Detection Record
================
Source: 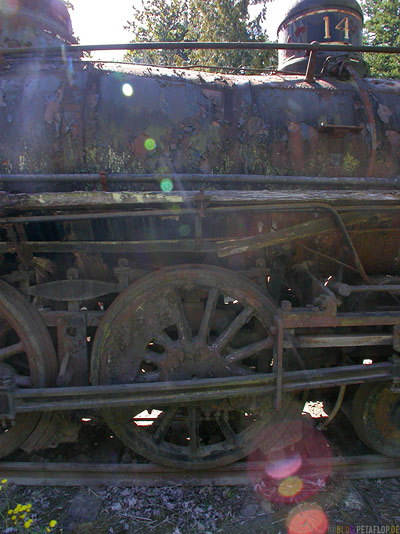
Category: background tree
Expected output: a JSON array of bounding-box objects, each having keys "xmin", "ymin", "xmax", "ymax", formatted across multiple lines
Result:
[
  {"xmin": 361, "ymin": 0, "xmax": 400, "ymax": 78},
  {"xmin": 125, "ymin": 0, "xmax": 276, "ymax": 72}
]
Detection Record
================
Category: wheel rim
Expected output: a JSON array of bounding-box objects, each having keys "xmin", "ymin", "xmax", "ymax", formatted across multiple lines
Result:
[
  {"xmin": 91, "ymin": 265, "xmax": 298, "ymax": 469},
  {"xmin": 0, "ymin": 280, "xmax": 57, "ymax": 458},
  {"xmin": 352, "ymin": 381, "xmax": 400, "ymax": 457}
]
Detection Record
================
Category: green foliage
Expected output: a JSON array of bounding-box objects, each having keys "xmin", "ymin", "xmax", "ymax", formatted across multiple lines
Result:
[
  {"xmin": 124, "ymin": 0, "xmax": 276, "ymax": 71},
  {"xmin": 361, "ymin": 0, "xmax": 400, "ymax": 78}
]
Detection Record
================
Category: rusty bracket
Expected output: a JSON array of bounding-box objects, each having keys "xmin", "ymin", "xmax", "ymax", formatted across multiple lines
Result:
[
  {"xmin": 113, "ymin": 258, "xmax": 150, "ymax": 288},
  {"xmin": 0, "ymin": 378, "xmax": 16, "ymax": 423},
  {"xmin": 305, "ymin": 41, "xmax": 319, "ymax": 83},
  {"xmin": 56, "ymin": 313, "xmax": 88, "ymax": 387},
  {"xmin": 100, "ymin": 170, "xmax": 109, "ymax": 192},
  {"xmin": 272, "ymin": 317, "xmax": 284, "ymax": 411},
  {"xmin": 318, "ymin": 123, "xmax": 363, "ymax": 138},
  {"xmin": 193, "ymin": 190, "xmax": 211, "ymax": 218},
  {"xmin": 390, "ymin": 354, "xmax": 400, "ymax": 393},
  {"xmin": 296, "ymin": 266, "xmax": 337, "ymax": 316}
]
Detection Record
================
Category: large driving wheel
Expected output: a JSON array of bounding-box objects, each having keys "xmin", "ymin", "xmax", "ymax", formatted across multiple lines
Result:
[
  {"xmin": 0, "ymin": 280, "xmax": 57, "ymax": 458},
  {"xmin": 91, "ymin": 265, "xmax": 298, "ymax": 469},
  {"xmin": 352, "ymin": 381, "xmax": 400, "ymax": 457}
]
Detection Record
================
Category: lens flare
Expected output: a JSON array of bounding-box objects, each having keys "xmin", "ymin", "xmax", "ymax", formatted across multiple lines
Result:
[
  {"xmin": 278, "ymin": 476, "xmax": 303, "ymax": 498},
  {"xmin": 248, "ymin": 420, "xmax": 332, "ymax": 504},
  {"xmin": 160, "ymin": 178, "xmax": 173, "ymax": 192},
  {"xmin": 265, "ymin": 452, "xmax": 302, "ymax": 479},
  {"xmin": 144, "ymin": 138, "xmax": 156, "ymax": 151},
  {"xmin": 122, "ymin": 83, "xmax": 134, "ymax": 97},
  {"xmin": 287, "ymin": 505, "xmax": 329, "ymax": 534},
  {"xmin": 179, "ymin": 224, "xmax": 191, "ymax": 237},
  {"xmin": 0, "ymin": 0, "xmax": 19, "ymax": 15}
]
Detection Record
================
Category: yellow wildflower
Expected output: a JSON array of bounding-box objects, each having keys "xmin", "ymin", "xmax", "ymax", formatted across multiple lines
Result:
[
  {"xmin": 1, "ymin": 478, "xmax": 7, "ymax": 483},
  {"xmin": 20, "ymin": 513, "xmax": 26, "ymax": 519},
  {"xmin": 26, "ymin": 503, "xmax": 32, "ymax": 510},
  {"xmin": 24, "ymin": 519, "xmax": 33, "ymax": 528},
  {"xmin": 8, "ymin": 510, "xmax": 12, "ymax": 515},
  {"xmin": 14, "ymin": 504, "xmax": 22, "ymax": 512},
  {"xmin": 49, "ymin": 520, "xmax": 57, "ymax": 528},
  {"xmin": 11, "ymin": 515, "xmax": 16, "ymax": 521}
]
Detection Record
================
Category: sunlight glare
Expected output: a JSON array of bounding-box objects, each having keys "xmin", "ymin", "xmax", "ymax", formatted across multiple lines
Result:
[
  {"xmin": 122, "ymin": 83, "xmax": 134, "ymax": 97},
  {"xmin": 0, "ymin": 0, "xmax": 19, "ymax": 15}
]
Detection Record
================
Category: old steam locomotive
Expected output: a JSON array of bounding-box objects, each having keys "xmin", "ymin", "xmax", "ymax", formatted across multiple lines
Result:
[{"xmin": 0, "ymin": 0, "xmax": 399, "ymax": 469}]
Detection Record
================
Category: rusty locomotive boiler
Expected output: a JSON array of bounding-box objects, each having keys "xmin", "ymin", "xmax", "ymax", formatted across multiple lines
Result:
[{"xmin": 0, "ymin": 0, "xmax": 400, "ymax": 469}]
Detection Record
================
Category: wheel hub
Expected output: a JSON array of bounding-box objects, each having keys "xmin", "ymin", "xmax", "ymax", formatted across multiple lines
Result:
[{"xmin": 161, "ymin": 340, "xmax": 225, "ymax": 380}]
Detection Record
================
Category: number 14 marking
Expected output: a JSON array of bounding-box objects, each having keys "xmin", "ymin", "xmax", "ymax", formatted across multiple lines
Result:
[{"xmin": 323, "ymin": 16, "xmax": 350, "ymax": 39}]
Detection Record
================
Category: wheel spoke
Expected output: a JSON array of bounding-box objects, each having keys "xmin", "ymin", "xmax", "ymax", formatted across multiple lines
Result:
[
  {"xmin": 137, "ymin": 370, "xmax": 161, "ymax": 382},
  {"xmin": 212, "ymin": 306, "xmax": 253, "ymax": 353},
  {"xmin": 198, "ymin": 288, "xmax": 219, "ymax": 343},
  {"xmin": 216, "ymin": 415, "xmax": 236, "ymax": 444},
  {"xmin": 229, "ymin": 363, "xmax": 256, "ymax": 376},
  {"xmin": 188, "ymin": 406, "xmax": 200, "ymax": 455},
  {"xmin": 0, "ymin": 341, "xmax": 25, "ymax": 362},
  {"xmin": 225, "ymin": 337, "xmax": 272, "ymax": 364},
  {"xmin": 168, "ymin": 288, "xmax": 192, "ymax": 344},
  {"xmin": 153, "ymin": 332, "xmax": 175, "ymax": 352},
  {"xmin": 143, "ymin": 349, "xmax": 165, "ymax": 366},
  {"xmin": 153, "ymin": 407, "xmax": 178, "ymax": 444}
]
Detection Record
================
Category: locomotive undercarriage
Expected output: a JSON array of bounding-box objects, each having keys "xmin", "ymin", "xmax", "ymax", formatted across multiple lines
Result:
[{"xmin": 0, "ymin": 185, "xmax": 399, "ymax": 468}]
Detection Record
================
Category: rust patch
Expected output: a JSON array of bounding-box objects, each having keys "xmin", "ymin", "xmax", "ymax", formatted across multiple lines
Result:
[
  {"xmin": 201, "ymin": 88, "xmax": 223, "ymax": 103},
  {"xmin": 132, "ymin": 134, "xmax": 149, "ymax": 159},
  {"xmin": 378, "ymin": 103, "xmax": 393, "ymax": 124},
  {"xmin": 288, "ymin": 121, "xmax": 305, "ymax": 171},
  {"xmin": 44, "ymin": 87, "xmax": 63, "ymax": 124},
  {"xmin": 385, "ymin": 130, "xmax": 400, "ymax": 174}
]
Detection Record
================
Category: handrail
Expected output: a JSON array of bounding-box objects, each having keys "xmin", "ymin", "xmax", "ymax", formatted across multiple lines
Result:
[{"xmin": 0, "ymin": 41, "xmax": 400, "ymax": 57}]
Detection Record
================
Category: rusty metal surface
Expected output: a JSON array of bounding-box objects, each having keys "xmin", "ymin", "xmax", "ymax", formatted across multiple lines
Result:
[
  {"xmin": 56, "ymin": 314, "xmax": 88, "ymax": 387},
  {"xmin": 0, "ymin": 0, "xmax": 75, "ymax": 49},
  {"xmin": 0, "ymin": 2, "xmax": 400, "ymax": 468},
  {"xmin": 1, "ymin": 57, "xmax": 400, "ymax": 180},
  {"xmin": 9, "ymin": 363, "xmax": 393, "ymax": 414},
  {"xmin": 352, "ymin": 382, "xmax": 400, "ymax": 457}
]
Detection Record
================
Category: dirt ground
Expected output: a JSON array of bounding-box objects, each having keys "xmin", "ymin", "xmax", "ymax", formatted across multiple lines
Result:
[
  {"xmin": 1, "ymin": 474, "xmax": 399, "ymax": 534},
  {"xmin": 1, "ymin": 409, "xmax": 399, "ymax": 533}
]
